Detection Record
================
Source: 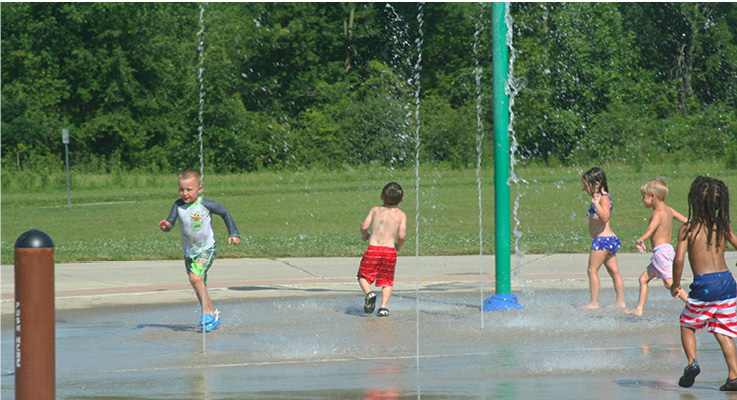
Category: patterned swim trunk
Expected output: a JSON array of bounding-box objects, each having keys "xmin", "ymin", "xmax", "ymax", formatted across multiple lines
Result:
[
  {"xmin": 591, "ymin": 236, "xmax": 622, "ymax": 254},
  {"xmin": 647, "ymin": 243, "xmax": 675, "ymax": 279},
  {"xmin": 680, "ymin": 271, "xmax": 737, "ymax": 337},
  {"xmin": 357, "ymin": 246, "xmax": 397, "ymax": 287},
  {"xmin": 184, "ymin": 245, "xmax": 217, "ymax": 283}
]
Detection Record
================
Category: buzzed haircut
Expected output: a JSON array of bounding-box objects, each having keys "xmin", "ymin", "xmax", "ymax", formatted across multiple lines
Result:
[
  {"xmin": 641, "ymin": 178, "xmax": 669, "ymax": 201},
  {"xmin": 179, "ymin": 169, "xmax": 201, "ymax": 184},
  {"xmin": 382, "ymin": 182, "xmax": 403, "ymax": 205}
]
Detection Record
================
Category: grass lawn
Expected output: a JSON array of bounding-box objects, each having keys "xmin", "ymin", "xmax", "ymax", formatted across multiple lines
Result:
[{"xmin": 1, "ymin": 163, "xmax": 735, "ymax": 264}]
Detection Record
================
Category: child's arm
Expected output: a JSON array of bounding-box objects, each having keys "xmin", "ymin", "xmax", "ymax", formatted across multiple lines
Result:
[
  {"xmin": 636, "ymin": 211, "xmax": 663, "ymax": 254},
  {"xmin": 728, "ymin": 226, "xmax": 737, "ymax": 250},
  {"xmin": 159, "ymin": 201, "xmax": 181, "ymax": 231},
  {"xmin": 671, "ymin": 225, "xmax": 688, "ymax": 298},
  {"xmin": 395, "ymin": 212, "xmax": 407, "ymax": 252},
  {"xmin": 360, "ymin": 208, "xmax": 374, "ymax": 241},
  {"xmin": 592, "ymin": 193, "xmax": 611, "ymax": 223},
  {"xmin": 203, "ymin": 199, "xmax": 241, "ymax": 244},
  {"xmin": 670, "ymin": 207, "xmax": 688, "ymax": 224}
]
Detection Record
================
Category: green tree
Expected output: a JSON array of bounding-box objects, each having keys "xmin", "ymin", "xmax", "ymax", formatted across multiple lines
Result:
[
  {"xmin": 513, "ymin": 3, "xmax": 640, "ymax": 163},
  {"xmin": 2, "ymin": 3, "xmax": 736, "ymax": 172}
]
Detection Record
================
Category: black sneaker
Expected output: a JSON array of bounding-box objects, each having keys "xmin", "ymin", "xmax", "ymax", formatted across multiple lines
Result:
[
  {"xmin": 377, "ymin": 308, "xmax": 389, "ymax": 317},
  {"xmin": 721, "ymin": 378, "xmax": 737, "ymax": 391},
  {"xmin": 678, "ymin": 360, "xmax": 700, "ymax": 388},
  {"xmin": 364, "ymin": 292, "xmax": 377, "ymax": 314}
]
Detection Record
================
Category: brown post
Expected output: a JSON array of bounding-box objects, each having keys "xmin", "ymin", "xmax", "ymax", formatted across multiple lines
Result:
[{"xmin": 14, "ymin": 229, "xmax": 55, "ymax": 400}]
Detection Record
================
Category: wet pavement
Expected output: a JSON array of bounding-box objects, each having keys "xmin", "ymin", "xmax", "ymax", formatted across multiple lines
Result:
[{"xmin": 3, "ymin": 254, "xmax": 737, "ymax": 399}]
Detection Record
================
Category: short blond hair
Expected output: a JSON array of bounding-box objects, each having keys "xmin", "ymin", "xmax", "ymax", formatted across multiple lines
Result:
[
  {"xmin": 179, "ymin": 169, "xmax": 201, "ymax": 184},
  {"xmin": 641, "ymin": 178, "xmax": 668, "ymax": 201}
]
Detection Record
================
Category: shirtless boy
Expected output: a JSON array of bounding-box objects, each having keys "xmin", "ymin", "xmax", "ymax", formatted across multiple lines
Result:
[
  {"xmin": 624, "ymin": 178, "xmax": 688, "ymax": 317},
  {"xmin": 671, "ymin": 176, "xmax": 737, "ymax": 391},
  {"xmin": 357, "ymin": 182, "xmax": 407, "ymax": 317}
]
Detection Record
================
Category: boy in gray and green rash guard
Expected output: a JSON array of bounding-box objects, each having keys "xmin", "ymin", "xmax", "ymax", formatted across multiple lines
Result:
[{"xmin": 159, "ymin": 169, "xmax": 240, "ymax": 331}]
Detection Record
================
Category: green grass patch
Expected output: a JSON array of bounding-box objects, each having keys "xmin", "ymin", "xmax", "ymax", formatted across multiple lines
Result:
[{"xmin": 2, "ymin": 163, "xmax": 735, "ymax": 263}]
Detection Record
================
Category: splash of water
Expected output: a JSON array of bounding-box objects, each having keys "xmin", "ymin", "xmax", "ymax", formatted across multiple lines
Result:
[
  {"xmin": 197, "ymin": 5, "xmax": 206, "ymax": 185},
  {"xmin": 384, "ymin": 4, "xmax": 414, "ymax": 166},
  {"xmin": 412, "ymin": 3, "xmax": 424, "ymax": 374},
  {"xmin": 505, "ymin": 4, "xmax": 528, "ymax": 284},
  {"xmin": 473, "ymin": 4, "xmax": 487, "ymax": 330},
  {"xmin": 385, "ymin": 4, "xmax": 413, "ymax": 78},
  {"xmin": 196, "ymin": 4, "xmax": 207, "ymax": 352},
  {"xmin": 385, "ymin": 1, "xmax": 424, "ymax": 376}
]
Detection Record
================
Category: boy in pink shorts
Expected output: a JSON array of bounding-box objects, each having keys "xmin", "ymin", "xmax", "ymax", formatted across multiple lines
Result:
[
  {"xmin": 625, "ymin": 179, "xmax": 688, "ymax": 317},
  {"xmin": 671, "ymin": 176, "xmax": 737, "ymax": 391},
  {"xmin": 357, "ymin": 182, "xmax": 407, "ymax": 317}
]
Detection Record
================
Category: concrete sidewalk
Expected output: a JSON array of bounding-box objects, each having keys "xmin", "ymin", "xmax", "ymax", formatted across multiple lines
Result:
[{"xmin": 4, "ymin": 252, "xmax": 733, "ymax": 315}]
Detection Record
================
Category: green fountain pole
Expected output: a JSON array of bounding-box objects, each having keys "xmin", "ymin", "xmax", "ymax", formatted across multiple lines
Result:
[
  {"xmin": 493, "ymin": 2, "xmax": 510, "ymax": 295},
  {"xmin": 485, "ymin": 2, "xmax": 523, "ymax": 311}
]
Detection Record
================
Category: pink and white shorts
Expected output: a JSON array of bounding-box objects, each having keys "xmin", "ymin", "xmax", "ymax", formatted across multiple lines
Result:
[{"xmin": 647, "ymin": 243, "xmax": 675, "ymax": 279}]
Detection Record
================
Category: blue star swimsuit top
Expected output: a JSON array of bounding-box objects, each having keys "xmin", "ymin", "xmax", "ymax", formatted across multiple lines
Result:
[{"xmin": 586, "ymin": 193, "xmax": 612, "ymax": 216}]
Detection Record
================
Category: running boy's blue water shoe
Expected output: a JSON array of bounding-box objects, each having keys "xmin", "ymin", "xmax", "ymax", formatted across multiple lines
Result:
[
  {"xmin": 200, "ymin": 313, "xmax": 215, "ymax": 326},
  {"xmin": 204, "ymin": 309, "xmax": 221, "ymax": 332},
  {"xmin": 199, "ymin": 310, "xmax": 221, "ymax": 332}
]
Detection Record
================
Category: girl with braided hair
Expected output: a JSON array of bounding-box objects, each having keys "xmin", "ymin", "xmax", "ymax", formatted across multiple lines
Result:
[{"xmin": 671, "ymin": 176, "xmax": 737, "ymax": 391}]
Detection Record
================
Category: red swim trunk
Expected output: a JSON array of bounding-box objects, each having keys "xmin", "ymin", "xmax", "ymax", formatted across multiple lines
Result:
[{"xmin": 357, "ymin": 246, "xmax": 397, "ymax": 287}]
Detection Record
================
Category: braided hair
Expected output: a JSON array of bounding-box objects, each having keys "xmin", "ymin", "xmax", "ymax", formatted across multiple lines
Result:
[
  {"xmin": 582, "ymin": 167, "xmax": 609, "ymax": 195},
  {"xmin": 683, "ymin": 176, "xmax": 731, "ymax": 249}
]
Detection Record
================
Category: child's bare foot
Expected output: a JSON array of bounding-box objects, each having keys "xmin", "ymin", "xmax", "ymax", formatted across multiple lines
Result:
[
  {"xmin": 623, "ymin": 308, "xmax": 643, "ymax": 317},
  {"xmin": 581, "ymin": 302, "xmax": 599, "ymax": 310}
]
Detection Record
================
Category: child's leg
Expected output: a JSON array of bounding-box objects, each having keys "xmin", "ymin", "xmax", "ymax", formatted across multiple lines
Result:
[
  {"xmin": 359, "ymin": 277, "xmax": 377, "ymax": 314},
  {"xmin": 358, "ymin": 277, "xmax": 373, "ymax": 294},
  {"xmin": 624, "ymin": 270, "xmax": 656, "ymax": 317},
  {"xmin": 715, "ymin": 333, "xmax": 737, "ymax": 380},
  {"xmin": 584, "ymin": 250, "xmax": 609, "ymax": 309},
  {"xmin": 379, "ymin": 285, "xmax": 393, "ymax": 309},
  {"xmin": 679, "ymin": 326, "xmax": 702, "ymax": 387},
  {"xmin": 603, "ymin": 253, "xmax": 626, "ymax": 308},
  {"xmin": 681, "ymin": 326, "xmax": 698, "ymax": 364},
  {"xmin": 663, "ymin": 277, "xmax": 689, "ymax": 303},
  {"xmin": 189, "ymin": 271, "xmax": 214, "ymax": 315}
]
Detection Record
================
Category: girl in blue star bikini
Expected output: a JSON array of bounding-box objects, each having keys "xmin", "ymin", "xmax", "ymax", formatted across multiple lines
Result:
[{"xmin": 581, "ymin": 167, "xmax": 626, "ymax": 310}]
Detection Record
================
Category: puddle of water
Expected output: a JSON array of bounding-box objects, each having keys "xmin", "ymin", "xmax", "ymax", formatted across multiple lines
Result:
[{"xmin": 1, "ymin": 288, "xmax": 729, "ymax": 399}]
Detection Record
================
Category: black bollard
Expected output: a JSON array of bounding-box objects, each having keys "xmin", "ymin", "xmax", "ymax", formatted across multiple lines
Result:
[{"xmin": 14, "ymin": 230, "xmax": 55, "ymax": 400}]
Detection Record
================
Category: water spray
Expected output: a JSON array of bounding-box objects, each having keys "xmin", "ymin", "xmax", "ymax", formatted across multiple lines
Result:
[
  {"xmin": 413, "ymin": 3, "xmax": 424, "ymax": 372},
  {"xmin": 197, "ymin": 4, "xmax": 207, "ymax": 351},
  {"xmin": 506, "ymin": 3, "xmax": 528, "ymax": 287},
  {"xmin": 473, "ymin": 3, "xmax": 487, "ymax": 328}
]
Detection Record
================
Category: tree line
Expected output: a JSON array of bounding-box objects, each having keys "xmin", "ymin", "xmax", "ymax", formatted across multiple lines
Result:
[{"xmin": 2, "ymin": 3, "xmax": 736, "ymax": 174}]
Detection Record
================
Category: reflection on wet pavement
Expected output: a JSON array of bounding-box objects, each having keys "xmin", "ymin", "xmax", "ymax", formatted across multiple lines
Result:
[{"xmin": 2, "ymin": 288, "xmax": 733, "ymax": 399}]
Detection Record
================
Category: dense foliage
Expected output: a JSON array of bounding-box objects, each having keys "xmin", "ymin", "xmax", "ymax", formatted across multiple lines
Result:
[{"xmin": 2, "ymin": 3, "xmax": 736, "ymax": 174}]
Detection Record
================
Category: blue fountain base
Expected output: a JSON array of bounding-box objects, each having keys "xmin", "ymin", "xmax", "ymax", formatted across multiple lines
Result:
[{"xmin": 482, "ymin": 293, "xmax": 524, "ymax": 311}]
